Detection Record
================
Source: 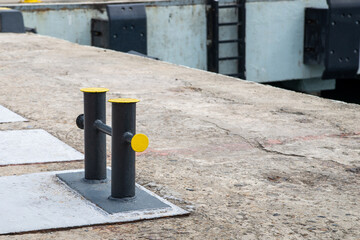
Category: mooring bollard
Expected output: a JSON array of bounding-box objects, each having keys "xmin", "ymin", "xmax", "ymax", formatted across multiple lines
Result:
[
  {"xmin": 76, "ymin": 89, "xmax": 148, "ymax": 199},
  {"xmin": 109, "ymin": 98, "xmax": 148, "ymax": 199},
  {"xmin": 78, "ymin": 87, "xmax": 109, "ymax": 181},
  {"xmin": 56, "ymin": 88, "xmax": 179, "ymax": 214}
]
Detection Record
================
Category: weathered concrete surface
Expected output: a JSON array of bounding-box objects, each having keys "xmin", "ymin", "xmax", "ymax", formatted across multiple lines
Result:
[{"xmin": 0, "ymin": 33, "xmax": 359, "ymax": 239}]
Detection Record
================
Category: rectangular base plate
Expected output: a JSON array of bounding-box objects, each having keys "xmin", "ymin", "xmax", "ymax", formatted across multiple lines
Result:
[
  {"xmin": 0, "ymin": 129, "xmax": 83, "ymax": 166},
  {"xmin": 57, "ymin": 170, "xmax": 169, "ymax": 214},
  {"xmin": 0, "ymin": 105, "xmax": 26, "ymax": 123},
  {"xmin": 0, "ymin": 170, "xmax": 188, "ymax": 235}
]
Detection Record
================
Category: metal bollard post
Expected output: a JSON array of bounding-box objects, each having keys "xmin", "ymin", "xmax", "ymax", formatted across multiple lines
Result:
[
  {"xmin": 80, "ymin": 87, "xmax": 109, "ymax": 181},
  {"xmin": 109, "ymin": 98, "xmax": 148, "ymax": 199},
  {"xmin": 60, "ymin": 90, "xmax": 176, "ymax": 215}
]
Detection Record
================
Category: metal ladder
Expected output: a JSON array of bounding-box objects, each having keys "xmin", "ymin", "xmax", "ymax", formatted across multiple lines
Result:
[{"xmin": 208, "ymin": 0, "xmax": 246, "ymax": 79}]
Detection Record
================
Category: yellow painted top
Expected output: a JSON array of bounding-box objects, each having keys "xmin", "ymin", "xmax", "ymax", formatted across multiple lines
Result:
[
  {"xmin": 0, "ymin": 8, "xmax": 11, "ymax": 10},
  {"xmin": 80, "ymin": 87, "xmax": 109, "ymax": 93},
  {"xmin": 131, "ymin": 134, "xmax": 149, "ymax": 152},
  {"xmin": 21, "ymin": 0, "xmax": 42, "ymax": 3},
  {"xmin": 108, "ymin": 98, "xmax": 140, "ymax": 103}
]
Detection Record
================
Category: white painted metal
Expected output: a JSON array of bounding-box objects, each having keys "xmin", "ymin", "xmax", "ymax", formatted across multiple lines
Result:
[
  {"xmin": 246, "ymin": 0, "xmax": 328, "ymax": 82},
  {"xmin": 0, "ymin": 105, "xmax": 27, "ymax": 123},
  {"xmin": 20, "ymin": 4, "xmax": 207, "ymax": 70},
  {"xmin": 22, "ymin": 8, "xmax": 108, "ymax": 45},
  {"xmin": 0, "ymin": 170, "xmax": 188, "ymax": 235},
  {"xmin": 0, "ymin": 129, "xmax": 83, "ymax": 165},
  {"xmin": 147, "ymin": 5, "xmax": 207, "ymax": 70}
]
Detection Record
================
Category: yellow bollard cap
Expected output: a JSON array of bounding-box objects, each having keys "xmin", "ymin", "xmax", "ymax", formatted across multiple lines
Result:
[
  {"xmin": 80, "ymin": 87, "xmax": 109, "ymax": 93},
  {"xmin": 109, "ymin": 98, "xmax": 140, "ymax": 103},
  {"xmin": 21, "ymin": 0, "xmax": 42, "ymax": 3},
  {"xmin": 131, "ymin": 134, "xmax": 149, "ymax": 152}
]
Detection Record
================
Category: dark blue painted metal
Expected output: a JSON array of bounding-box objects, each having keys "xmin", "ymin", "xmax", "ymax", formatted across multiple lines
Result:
[
  {"xmin": 323, "ymin": 0, "xmax": 360, "ymax": 79},
  {"xmin": 110, "ymin": 101, "xmax": 137, "ymax": 199},
  {"xmin": 57, "ymin": 170, "xmax": 170, "ymax": 214},
  {"xmin": 0, "ymin": 9, "xmax": 25, "ymax": 33},
  {"xmin": 304, "ymin": 0, "xmax": 360, "ymax": 79},
  {"xmin": 107, "ymin": 4, "xmax": 147, "ymax": 54},
  {"xmin": 82, "ymin": 91, "xmax": 107, "ymax": 181},
  {"xmin": 207, "ymin": 0, "xmax": 246, "ymax": 79}
]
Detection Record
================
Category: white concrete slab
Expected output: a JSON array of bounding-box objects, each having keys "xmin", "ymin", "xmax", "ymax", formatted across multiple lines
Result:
[
  {"xmin": 0, "ymin": 105, "xmax": 26, "ymax": 123},
  {"xmin": 0, "ymin": 129, "xmax": 83, "ymax": 165},
  {"xmin": 0, "ymin": 170, "xmax": 188, "ymax": 235}
]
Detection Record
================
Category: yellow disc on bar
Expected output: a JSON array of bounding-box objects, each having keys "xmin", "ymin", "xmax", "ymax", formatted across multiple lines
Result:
[
  {"xmin": 108, "ymin": 98, "xmax": 140, "ymax": 103},
  {"xmin": 80, "ymin": 87, "xmax": 109, "ymax": 93},
  {"xmin": 131, "ymin": 134, "xmax": 149, "ymax": 152}
]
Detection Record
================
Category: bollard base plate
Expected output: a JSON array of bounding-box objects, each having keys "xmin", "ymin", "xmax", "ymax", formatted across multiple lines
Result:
[
  {"xmin": 57, "ymin": 169, "xmax": 169, "ymax": 214},
  {"xmin": 0, "ymin": 169, "xmax": 188, "ymax": 235}
]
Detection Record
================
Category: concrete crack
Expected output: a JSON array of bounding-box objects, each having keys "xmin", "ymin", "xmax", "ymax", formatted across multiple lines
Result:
[
  {"xmin": 202, "ymin": 119, "xmax": 307, "ymax": 158},
  {"xmin": 254, "ymin": 140, "xmax": 307, "ymax": 158},
  {"xmin": 201, "ymin": 119, "xmax": 255, "ymax": 145},
  {"xmin": 202, "ymin": 120, "xmax": 231, "ymax": 134}
]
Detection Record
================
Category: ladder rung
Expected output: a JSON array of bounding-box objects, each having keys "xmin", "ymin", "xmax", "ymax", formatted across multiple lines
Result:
[
  {"xmin": 219, "ymin": 56, "xmax": 242, "ymax": 61},
  {"xmin": 218, "ymin": 22, "xmax": 239, "ymax": 26},
  {"xmin": 218, "ymin": 4, "xmax": 242, "ymax": 9},
  {"xmin": 218, "ymin": 39, "xmax": 240, "ymax": 43}
]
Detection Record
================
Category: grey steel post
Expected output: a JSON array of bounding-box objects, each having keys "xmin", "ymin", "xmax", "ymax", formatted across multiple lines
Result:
[
  {"xmin": 81, "ymin": 87, "xmax": 109, "ymax": 181},
  {"xmin": 109, "ymin": 98, "xmax": 139, "ymax": 199}
]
